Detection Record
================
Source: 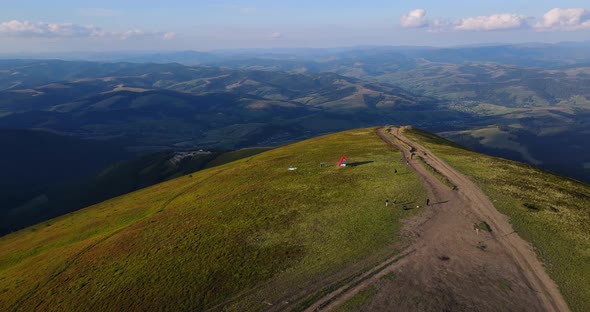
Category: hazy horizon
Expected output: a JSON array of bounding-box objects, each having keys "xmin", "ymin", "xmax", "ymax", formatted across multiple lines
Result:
[{"xmin": 2, "ymin": 40, "xmax": 590, "ymax": 58}]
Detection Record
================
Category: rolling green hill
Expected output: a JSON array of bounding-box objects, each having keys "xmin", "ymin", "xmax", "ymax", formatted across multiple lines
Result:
[
  {"xmin": 1, "ymin": 127, "xmax": 589, "ymax": 311},
  {"xmin": 0, "ymin": 90, "xmax": 315, "ymax": 150},
  {"xmin": 0, "ymin": 128, "xmax": 427, "ymax": 311},
  {"xmin": 0, "ymin": 61, "xmax": 441, "ymax": 152},
  {"xmin": 437, "ymin": 107, "xmax": 590, "ymax": 183},
  {"xmin": 179, "ymin": 47, "xmax": 590, "ymax": 183},
  {"xmin": 0, "ymin": 61, "xmax": 425, "ymax": 115},
  {"xmin": 372, "ymin": 62, "xmax": 590, "ymax": 108}
]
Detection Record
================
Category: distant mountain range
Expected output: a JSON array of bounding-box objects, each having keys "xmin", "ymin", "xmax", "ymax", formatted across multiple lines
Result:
[
  {"xmin": 0, "ymin": 61, "xmax": 441, "ymax": 151},
  {"xmin": 3, "ymin": 41, "xmax": 590, "ymax": 67}
]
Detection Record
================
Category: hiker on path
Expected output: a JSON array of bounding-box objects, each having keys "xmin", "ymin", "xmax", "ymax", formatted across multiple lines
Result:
[
  {"xmin": 426, "ymin": 198, "xmax": 430, "ymax": 206},
  {"xmin": 386, "ymin": 199, "xmax": 389, "ymax": 207}
]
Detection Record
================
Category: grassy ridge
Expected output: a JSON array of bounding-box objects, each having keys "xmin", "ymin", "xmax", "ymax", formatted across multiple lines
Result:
[
  {"xmin": 1, "ymin": 146, "xmax": 271, "ymax": 236},
  {"xmin": 0, "ymin": 128, "xmax": 426, "ymax": 311},
  {"xmin": 405, "ymin": 128, "xmax": 590, "ymax": 312}
]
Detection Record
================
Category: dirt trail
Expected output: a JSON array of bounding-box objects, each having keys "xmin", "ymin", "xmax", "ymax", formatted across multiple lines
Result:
[{"xmin": 305, "ymin": 127, "xmax": 569, "ymax": 312}]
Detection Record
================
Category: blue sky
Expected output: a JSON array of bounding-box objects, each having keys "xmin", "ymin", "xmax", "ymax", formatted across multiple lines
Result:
[{"xmin": 1, "ymin": 1, "xmax": 590, "ymax": 52}]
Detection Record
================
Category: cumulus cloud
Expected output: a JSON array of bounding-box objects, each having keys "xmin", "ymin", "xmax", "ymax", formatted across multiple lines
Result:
[
  {"xmin": 400, "ymin": 9, "xmax": 429, "ymax": 28},
  {"xmin": 0, "ymin": 20, "xmax": 103, "ymax": 38},
  {"xmin": 427, "ymin": 19, "xmax": 454, "ymax": 33},
  {"xmin": 535, "ymin": 8, "xmax": 590, "ymax": 31},
  {"xmin": 117, "ymin": 29, "xmax": 177, "ymax": 40},
  {"xmin": 405, "ymin": 7, "xmax": 590, "ymax": 33},
  {"xmin": 118, "ymin": 29, "xmax": 148, "ymax": 40},
  {"xmin": 0, "ymin": 20, "xmax": 173, "ymax": 40},
  {"xmin": 454, "ymin": 14, "xmax": 529, "ymax": 31}
]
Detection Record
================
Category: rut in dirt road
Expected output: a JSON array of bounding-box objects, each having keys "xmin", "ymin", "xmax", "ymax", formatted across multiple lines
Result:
[{"xmin": 308, "ymin": 127, "xmax": 569, "ymax": 312}]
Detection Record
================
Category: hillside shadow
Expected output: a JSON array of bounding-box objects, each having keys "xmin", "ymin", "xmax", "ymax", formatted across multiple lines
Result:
[{"xmin": 348, "ymin": 161, "xmax": 374, "ymax": 167}]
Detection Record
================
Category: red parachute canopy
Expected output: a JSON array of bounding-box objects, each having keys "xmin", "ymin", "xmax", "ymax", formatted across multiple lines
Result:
[{"xmin": 338, "ymin": 156, "xmax": 347, "ymax": 167}]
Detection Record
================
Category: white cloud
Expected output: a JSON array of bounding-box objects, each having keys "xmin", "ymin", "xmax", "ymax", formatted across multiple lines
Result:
[
  {"xmin": 118, "ymin": 29, "xmax": 177, "ymax": 40},
  {"xmin": 270, "ymin": 31, "xmax": 282, "ymax": 39},
  {"xmin": 535, "ymin": 8, "xmax": 590, "ymax": 31},
  {"xmin": 454, "ymin": 14, "xmax": 528, "ymax": 31},
  {"xmin": 0, "ymin": 20, "xmax": 103, "ymax": 38},
  {"xmin": 119, "ymin": 29, "xmax": 146, "ymax": 40},
  {"xmin": 400, "ymin": 9, "xmax": 428, "ymax": 28},
  {"xmin": 427, "ymin": 19, "xmax": 454, "ymax": 33},
  {"xmin": 406, "ymin": 7, "xmax": 590, "ymax": 33},
  {"xmin": 79, "ymin": 8, "xmax": 121, "ymax": 17},
  {"xmin": 0, "ymin": 20, "xmax": 173, "ymax": 40}
]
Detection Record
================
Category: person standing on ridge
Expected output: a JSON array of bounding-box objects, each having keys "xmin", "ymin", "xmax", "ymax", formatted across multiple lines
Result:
[
  {"xmin": 386, "ymin": 199, "xmax": 389, "ymax": 207},
  {"xmin": 426, "ymin": 198, "xmax": 430, "ymax": 206}
]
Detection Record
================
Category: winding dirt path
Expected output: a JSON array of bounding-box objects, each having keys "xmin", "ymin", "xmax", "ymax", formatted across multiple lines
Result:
[{"xmin": 305, "ymin": 126, "xmax": 569, "ymax": 312}]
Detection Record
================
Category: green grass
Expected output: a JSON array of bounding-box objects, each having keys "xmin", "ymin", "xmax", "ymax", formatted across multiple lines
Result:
[
  {"xmin": 296, "ymin": 248, "xmax": 412, "ymax": 312},
  {"xmin": 473, "ymin": 221, "xmax": 492, "ymax": 233},
  {"xmin": 203, "ymin": 147, "xmax": 272, "ymax": 169},
  {"xmin": 405, "ymin": 127, "xmax": 590, "ymax": 312},
  {"xmin": 415, "ymin": 155, "xmax": 455, "ymax": 189},
  {"xmin": 0, "ymin": 128, "xmax": 426, "ymax": 311}
]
